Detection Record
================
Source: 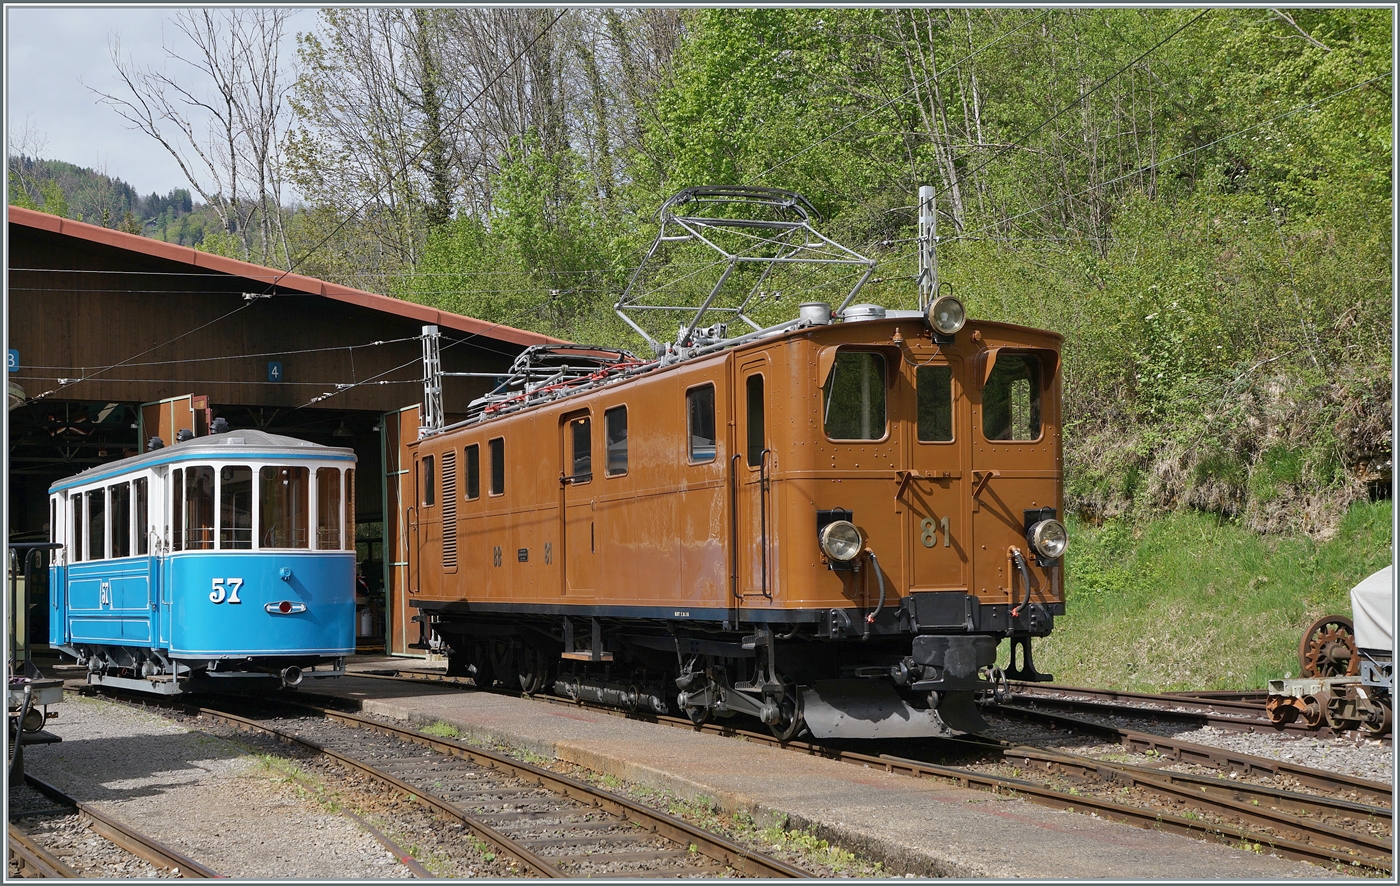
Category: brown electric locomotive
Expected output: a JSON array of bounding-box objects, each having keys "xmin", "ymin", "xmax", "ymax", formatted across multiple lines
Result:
[{"xmin": 405, "ymin": 187, "xmax": 1066, "ymax": 739}]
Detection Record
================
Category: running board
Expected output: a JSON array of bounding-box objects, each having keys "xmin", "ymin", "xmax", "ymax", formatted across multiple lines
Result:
[{"xmin": 799, "ymin": 679, "xmax": 987, "ymax": 739}]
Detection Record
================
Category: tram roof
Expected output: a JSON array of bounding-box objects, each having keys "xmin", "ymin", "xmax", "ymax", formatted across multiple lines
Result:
[{"xmin": 49, "ymin": 429, "xmax": 355, "ymax": 493}]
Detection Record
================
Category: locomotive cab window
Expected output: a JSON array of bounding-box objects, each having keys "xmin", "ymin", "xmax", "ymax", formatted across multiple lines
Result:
[
  {"xmin": 983, "ymin": 353, "xmax": 1042, "ymax": 441},
  {"xmin": 823, "ymin": 351, "xmax": 886, "ymax": 441},
  {"xmin": 569, "ymin": 417, "xmax": 593, "ymax": 482},
  {"xmin": 746, "ymin": 374, "xmax": 766, "ymax": 466},
  {"xmin": 489, "ymin": 437, "xmax": 505, "ymax": 495},
  {"xmin": 464, "ymin": 444, "xmax": 480, "ymax": 500},
  {"xmin": 421, "ymin": 455, "xmax": 435, "ymax": 507},
  {"xmin": 687, "ymin": 384, "xmax": 716, "ymax": 463},
  {"xmin": 605, "ymin": 406, "xmax": 628, "ymax": 476},
  {"xmin": 917, "ymin": 365, "xmax": 954, "ymax": 442}
]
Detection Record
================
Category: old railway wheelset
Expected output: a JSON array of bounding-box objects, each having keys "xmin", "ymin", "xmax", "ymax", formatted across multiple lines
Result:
[{"xmin": 406, "ymin": 186, "xmax": 1068, "ymax": 741}]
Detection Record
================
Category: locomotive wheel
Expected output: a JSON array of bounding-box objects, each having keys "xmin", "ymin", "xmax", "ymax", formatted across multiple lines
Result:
[
  {"xmin": 490, "ymin": 640, "xmax": 521, "ymax": 691},
  {"xmin": 466, "ymin": 641, "xmax": 495, "ymax": 689},
  {"xmin": 1299, "ymin": 615, "xmax": 1359, "ymax": 678},
  {"xmin": 766, "ymin": 691, "xmax": 803, "ymax": 742},
  {"xmin": 517, "ymin": 645, "xmax": 551, "ymax": 697}
]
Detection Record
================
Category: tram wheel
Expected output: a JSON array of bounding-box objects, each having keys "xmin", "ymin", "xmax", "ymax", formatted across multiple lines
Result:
[{"xmin": 1299, "ymin": 615, "xmax": 1359, "ymax": 678}]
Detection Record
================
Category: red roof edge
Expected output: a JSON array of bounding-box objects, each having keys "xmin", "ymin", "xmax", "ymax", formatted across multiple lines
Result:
[{"xmin": 7, "ymin": 205, "xmax": 563, "ymax": 347}]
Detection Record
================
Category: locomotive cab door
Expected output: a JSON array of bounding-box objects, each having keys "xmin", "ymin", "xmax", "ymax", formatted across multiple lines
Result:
[
  {"xmin": 900, "ymin": 356, "xmax": 970, "ymax": 592},
  {"xmin": 560, "ymin": 411, "xmax": 595, "ymax": 597},
  {"xmin": 733, "ymin": 359, "xmax": 772, "ymax": 601},
  {"xmin": 411, "ymin": 451, "xmax": 442, "ymax": 600}
]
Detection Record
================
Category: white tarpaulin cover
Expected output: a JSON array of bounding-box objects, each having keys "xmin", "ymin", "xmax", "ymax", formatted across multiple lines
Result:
[{"xmin": 1350, "ymin": 565, "xmax": 1394, "ymax": 651}]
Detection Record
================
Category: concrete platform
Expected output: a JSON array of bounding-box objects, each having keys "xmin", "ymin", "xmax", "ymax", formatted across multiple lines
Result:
[{"xmin": 313, "ymin": 655, "xmax": 1352, "ymax": 879}]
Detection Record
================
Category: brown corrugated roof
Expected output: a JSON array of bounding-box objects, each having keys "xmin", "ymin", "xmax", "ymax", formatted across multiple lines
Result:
[{"xmin": 7, "ymin": 205, "xmax": 562, "ymax": 347}]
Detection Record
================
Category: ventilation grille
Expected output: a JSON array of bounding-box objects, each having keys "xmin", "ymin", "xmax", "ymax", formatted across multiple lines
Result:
[{"xmin": 441, "ymin": 449, "xmax": 458, "ymax": 570}]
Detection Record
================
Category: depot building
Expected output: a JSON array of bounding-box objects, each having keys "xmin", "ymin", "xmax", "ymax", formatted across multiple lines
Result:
[{"xmin": 6, "ymin": 206, "xmax": 559, "ymax": 654}]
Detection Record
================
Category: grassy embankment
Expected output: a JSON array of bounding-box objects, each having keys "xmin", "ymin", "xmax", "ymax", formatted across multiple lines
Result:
[{"xmin": 1035, "ymin": 500, "xmax": 1393, "ymax": 692}]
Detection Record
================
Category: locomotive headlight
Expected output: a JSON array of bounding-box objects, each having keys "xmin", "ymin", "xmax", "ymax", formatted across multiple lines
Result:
[
  {"xmin": 819, "ymin": 520, "xmax": 863, "ymax": 562},
  {"xmin": 1028, "ymin": 519, "xmax": 1068, "ymax": 560},
  {"xmin": 926, "ymin": 295, "xmax": 965, "ymax": 336}
]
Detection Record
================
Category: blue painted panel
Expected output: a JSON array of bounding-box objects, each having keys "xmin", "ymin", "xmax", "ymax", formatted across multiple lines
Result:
[
  {"xmin": 167, "ymin": 551, "xmax": 355, "ymax": 656},
  {"xmin": 49, "ymin": 566, "xmax": 66, "ymax": 646},
  {"xmin": 64, "ymin": 559, "xmax": 160, "ymax": 649},
  {"xmin": 69, "ymin": 617, "xmax": 126, "ymax": 643}
]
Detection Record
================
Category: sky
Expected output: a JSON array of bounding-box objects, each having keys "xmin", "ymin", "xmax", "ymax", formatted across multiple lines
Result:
[{"xmin": 5, "ymin": 6, "xmax": 309, "ymax": 198}]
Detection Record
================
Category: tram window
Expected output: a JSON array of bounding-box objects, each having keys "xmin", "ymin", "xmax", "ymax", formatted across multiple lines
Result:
[
  {"xmin": 88, "ymin": 489, "xmax": 107, "ymax": 560},
  {"xmin": 917, "ymin": 365, "xmax": 954, "ymax": 442},
  {"xmin": 260, "ymin": 466, "xmax": 310, "ymax": 548},
  {"xmin": 823, "ymin": 352, "xmax": 886, "ymax": 441},
  {"xmin": 983, "ymin": 354, "xmax": 1042, "ymax": 441},
  {"xmin": 464, "ymin": 445, "xmax": 480, "ymax": 500},
  {"xmin": 220, "ymin": 466, "xmax": 253, "ymax": 550},
  {"xmin": 171, "ymin": 468, "xmax": 183, "ymax": 552},
  {"xmin": 570, "ymin": 417, "xmax": 592, "ymax": 481},
  {"xmin": 111, "ymin": 482, "xmax": 131, "ymax": 558},
  {"xmin": 687, "ymin": 385, "xmax": 716, "ymax": 463},
  {"xmin": 316, "ymin": 468, "xmax": 342, "ymax": 550},
  {"xmin": 134, "ymin": 477, "xmax": 149, "ymax": 555},
  {"xmin": 746, "ymin": 375, "xmax": 766, "ymax": 467},
  {"xmin": 489, "ymin": 437, "xmax": 505, "ymax": 495},
  {"xmin": 185, "ymin": 466, "xmax": 216, "ymax": 551},
  {"xmin": 344, "ymin": 468, "xmax": 356, "ymax": 551},
  {"xmin": 72, "ymin": 494, "xmax": 85, "ymax": 562},
  {"xmin": 605, "ymin": 407, "xmax": 628, "ymax": 476},
  {"xmin": 50, "ymin": 499, "xmax": 57, "ymax": 565}
]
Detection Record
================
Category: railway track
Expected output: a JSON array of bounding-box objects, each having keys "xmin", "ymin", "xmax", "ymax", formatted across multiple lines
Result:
[
  {"xmin": 8, "ymin": 774, "xmax": 220, "ymax": 879},
  {"xmin": 997, "ymin": 682, "xmax": 1383, "ymax": 740},
  {"xmin": 180, "ymin": 696, "xmax": 811, "ymax": 879},
  {"xmin": 345, "ymin": 668, "xmax": 1392, "ymax": 873}
]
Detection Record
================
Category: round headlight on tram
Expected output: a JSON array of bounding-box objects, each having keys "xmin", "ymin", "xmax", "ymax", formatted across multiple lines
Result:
[
  {"xmin": 1028, "ymin": 519, "xmax": 1068, "ymax": 560},
  {"xmin": 926, "ymin": 295, "xmax": 966, "ymax": 336},
  {"xmin": 819, "ymin": 520, "xmax": 863, "ymax": 562}
]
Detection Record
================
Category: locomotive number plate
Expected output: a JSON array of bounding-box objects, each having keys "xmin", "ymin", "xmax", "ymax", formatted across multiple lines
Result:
[
  {"xmin": 210, "ymin": 577, "xmax": 244, "ymax": 604},
  {"xmin": 920, "ymin": 516, "xmax": 951, "ymax": 548}
]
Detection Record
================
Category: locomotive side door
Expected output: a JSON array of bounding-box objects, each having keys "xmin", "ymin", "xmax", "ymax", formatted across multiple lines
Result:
[
  {"xmin": 560, "ymin": 410, "xmax": 595, "ymax": 597},
  {"xmin": 901, "ymin": 356, "xmax": 970, "ymax": 592},
  {"xmin": 733, "ymin": 358, "xmax": 771, "ymax": 600},
  {"xmin": 413, "ymin": 451, "xmax": 442, "ymax": 600}
]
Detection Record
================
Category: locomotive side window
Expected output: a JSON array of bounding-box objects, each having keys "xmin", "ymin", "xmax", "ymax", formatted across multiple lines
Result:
[
  {"xmin": 464, "ymin": 444, "xmax": 480, "ymax": 500},
  {"xmin": 605, "ymin": 407, "xmax": 628, "ymax": 476},
  {"xmin": 220, "ymin": 466, "xmax": 253, "ymax": 549},
  {"xmin": 71, "ymin": 492, "xmax": 85, "ymax": 562},
  {"xmin": 746, "ymin": 374, "xmax": 766, "ymax": 466},
  {"xmin": 422, "ymin": 455, "xmax": 436, "ymax": 507},
  {"xmin": 88, "ymin": 488, "xmax": 107, "ymax": 560},
  {"xmin": 822, "ymin": 352, "xmax": 886, "ymax": 441},
  {"xmin": 687, "ymin": 385, "xmax": 716, "ymax": 463},
  {"xmin": 916, "ymin": 365, "xmax": 954, "ymax": 442},
  {"xmin": 489, "ymin": 437, "xmax": 505, "ymax": 495},
  {"xmin": 569, "ymin": 417, "xmax": 593, "ymax": 481},
  {"xmin": 983, "ymin": 353, "xmax": 1042, "ymax": 441},
  {"xmin": 171, "ymin": 468, "xmax": 183, "ymax": 551},
  {"xmin": 134, "ymin": 477, "xmax": 149, "ymax": 555},
  {"xmin": 260, "ymin": 466, "xmax": 310, "ymax": 548},
  {"xmin": 344, "ymin": 468, "xmax": 356, "ymax": 551},
  {"xmin": 316, "ymin": 467, "xmax": 342, "ymax": 550},
  {"xmin": 185, "ymin": 466, "xmax": 216, "ymax": 550},
  {"xmin": 111, "ymin": 482, "xmax": 131, "ymax": 558}
]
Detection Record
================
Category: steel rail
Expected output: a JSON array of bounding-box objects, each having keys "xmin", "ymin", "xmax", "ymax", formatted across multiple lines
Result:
[
  {"xmin": 991, "ymin": 706, "xmax": 1392, "ymax": 806},
  {"xmin": 1009, "ymin": 682, "xmax": 1270, "ymax": 716},
  {"xmin": 21, "ymin": 774, "xmax": 220, "ymax": 878},
  {"xmin": 873, "ymin": 751, "xmax": 1391, "ymax": 873},
  {"xmin": 7, "ymin": 823, "xmax": 78, "ymax": 878},
  {"xmin": 193, "ymin": 701, "xmax": 811, "ymax": 879},
  {"xmin": 309, "ymin": 671, "xmax": 1395, "ymax": 871}
]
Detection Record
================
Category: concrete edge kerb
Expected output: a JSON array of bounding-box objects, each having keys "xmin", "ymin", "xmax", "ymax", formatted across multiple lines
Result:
[{"xmin": 357, "ymin": 699, "xmax": 987, "ymax": 878}]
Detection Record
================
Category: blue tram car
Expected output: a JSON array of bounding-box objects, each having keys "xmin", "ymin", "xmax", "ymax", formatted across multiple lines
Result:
[{"xmin": 47, "ymin": 429, "xmax": 357, "ymax": 693}]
